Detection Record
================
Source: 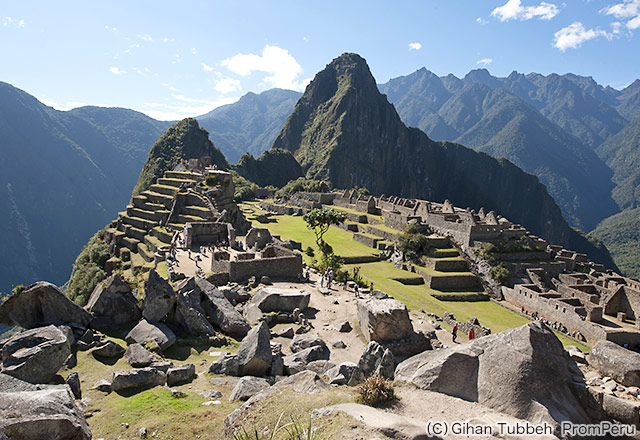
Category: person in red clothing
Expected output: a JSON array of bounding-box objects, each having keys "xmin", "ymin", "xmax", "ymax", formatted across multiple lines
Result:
[
  {"xmin": 452, "ymin": 323, "xmax": 458, "ymax": 343},
  {"xmin": 468, "ymin": 328, "xmax": 475, "ymax": 340}
]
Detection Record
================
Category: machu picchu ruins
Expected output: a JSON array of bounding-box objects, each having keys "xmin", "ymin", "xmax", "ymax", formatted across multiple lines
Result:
[{"xmin": 2, "ymin": 39, "xmax": 640, "ymax": 440}]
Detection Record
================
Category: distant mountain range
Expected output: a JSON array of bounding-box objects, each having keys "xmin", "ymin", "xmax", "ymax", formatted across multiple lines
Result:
[{"xmin": 1, "ymin": 57, "xmax": 639, "ymax": 291}]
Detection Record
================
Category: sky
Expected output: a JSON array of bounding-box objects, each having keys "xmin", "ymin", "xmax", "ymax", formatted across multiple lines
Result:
[{"xmin": 1, "ymin": 0, "xmax": 639, "ymax": 121}]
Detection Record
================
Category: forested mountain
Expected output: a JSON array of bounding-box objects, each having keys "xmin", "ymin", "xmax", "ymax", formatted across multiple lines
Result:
[
  {"xmin": 379, "ymin": 69, "xmax": 624, "ymax": 231},
  {"xmin": 0, "ymin": 81, "xmax": 167, "ymax": 294},
  {"xmin": 197, "ymin": 89, "xmax": 301, "ymax": 164},
  {"xmin": 271, "ymin": 53, "xmax": 616, "ymax": 269}
]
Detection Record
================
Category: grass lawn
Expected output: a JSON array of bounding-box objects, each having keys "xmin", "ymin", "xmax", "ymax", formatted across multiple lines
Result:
[{"xmin": 239, "ymin": 204, "xmax": 591, "ymax": 351}]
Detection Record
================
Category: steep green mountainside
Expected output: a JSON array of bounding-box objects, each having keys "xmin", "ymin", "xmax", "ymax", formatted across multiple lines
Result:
[
  {"xmin": 596, "ymin": 116, "xmax": 640, "ymax": 210},
  {"xmin": 197, "ymin": 89, "xmax": 300, "ymax": 164},
  {"xmin": 615, "ymin": 80, "xmax": 640, "ymax": 121},
  {"xmin": 590, "ymin": 208, "xmax": 640, "ymax": 279},
  {"xmin": 132, "ymin": 118, "xmax": 229, "ymax": 197},
  {"xmin": 273, "ymin": 53, "xmax": 616, "ymax": 269},
  {"xmin": 0, "ymin": 81, "xmax": 166, "ymax": 293},
  {"xmin": 234, "ymin": 148, "xmax": 303, "ymax": 188},
  {"xmin": 379, "ymin": 69, "xmax": 623, "ymax": 231}
]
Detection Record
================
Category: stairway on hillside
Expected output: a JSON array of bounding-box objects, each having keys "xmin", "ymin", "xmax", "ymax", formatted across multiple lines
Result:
[{"xmin": 103, "ymin": 170, "xmax": 215, "ymax": 277}]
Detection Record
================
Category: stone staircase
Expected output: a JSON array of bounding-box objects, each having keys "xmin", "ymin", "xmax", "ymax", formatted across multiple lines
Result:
[{"xmin": 104, "ymin": 170, "xmax": 214, "ymax": 276}]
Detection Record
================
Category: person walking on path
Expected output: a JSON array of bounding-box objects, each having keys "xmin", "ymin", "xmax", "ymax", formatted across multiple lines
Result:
[
  {"xmin": 468, "ymin": 328, "xmax": 475, "ymax": 340},
  {"xmin": 452, "ymin": 323, "xmax": 458, "ymax": 343}
]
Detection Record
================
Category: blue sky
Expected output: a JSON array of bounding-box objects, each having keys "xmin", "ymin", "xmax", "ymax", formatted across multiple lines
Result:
[{"xmin": 1, "ymin": 0, "xmax": 639, "ymax": 120}]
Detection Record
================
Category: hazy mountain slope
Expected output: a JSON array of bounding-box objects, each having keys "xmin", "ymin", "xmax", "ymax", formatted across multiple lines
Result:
[
  {"xmin": 590, "ymin": 208, "xmax": 640, "ymax": 279},
  {"xmin": 596, "ymin": 116, "xmax": 640, "ymax": 210},
  {"xmin": 272, "ymin": 53, "xmax": 616, "ymax": 269},
  {"xmin": 381, "ymin": 71, "xmax": 618, "ymax": 231},
  {"xmin": 197, "ymin": 89, "xmax": 300, "ymax": 164},
  {"xmin": 0, "ymin": 82, "xmax": 165, "ymax": 293}
]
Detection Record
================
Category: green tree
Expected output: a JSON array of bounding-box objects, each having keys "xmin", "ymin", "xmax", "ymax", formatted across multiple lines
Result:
[{"xmin": 303, "ymin": 207, "xmax": 346, "ymax": 260}]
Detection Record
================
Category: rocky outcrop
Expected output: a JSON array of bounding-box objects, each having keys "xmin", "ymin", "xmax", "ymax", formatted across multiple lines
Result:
[
  {"xmin": 249, "ymin": 288, "xmax": 310, "ymax": 313},
  {"xmin": 166, "ymin": 364, "xmax": 196, "ymax": 386},
  {"xmin": 327, "ymin": 362, "xmax": 357, "ymax": 385},
  {"xmin": 587, "ymin": 340, "xmax": 640, "ymax": 387},
  {"xmin": 356, "ymin": 297, "xmax": 429, "ymax": 356},
  {"xmin": 125, "ymin": 319, "xmax": 176, "ymax": 351},
  {"xmin": 86, "ymin": 274, "xmax": 141, "ymax": 329},
  {"xmin": 208, "ymin": 353, "xmax": 240, "ymax": 376},
  {"xmin": 348, "ymin": 341, "xmax": 395, "ymax": 385},
  {"xmin": 395, "ymin": 321, "xmax": 590, "ymax": 425},
  {"xmin": 173, "ymin": 279, "xmax": 216, "ymax": 336},
  {"xmin": 197, "ymin": 278, "xmax": 250, "ymax": 339},
  {"xmin": 125, "ymin": 343, "xmax": 156, "ymax": 368},
  {"xmin": 0, "ymin": 282, "xmax": 92, "ymax": 329},
  {"xmin": 111, "ymin": 368, "xmax": 166, "ymax": 393},
  {"xmin": 0, "ymin": 385, "xmax": 91, "ymax": 440},
  {"xmin": 229, "ymin": 376, "xmax": 270, "ymax": 401},
  {"xmin": 1, "ymin": 325, "xmax": 71, "ymax": 384},
  {"xmin": 142, "ymin": 270, "xmax": 176, "ymax": 323},
  {"xmin": 91, "ymin": 340, "xmax": 125, "ymax": 359},
  {"xmin": 236, "ymin": 321, "xmax": 272, "ymax": 377}
]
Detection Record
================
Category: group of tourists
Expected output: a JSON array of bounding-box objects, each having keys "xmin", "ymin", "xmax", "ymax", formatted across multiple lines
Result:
[
  {"xmin": 451, "ymin": 324, "xmax": 476, "ymax": 343},
  {"xmin": 320, "ymin": 269, "xmax": 335, "ymax": 289}
]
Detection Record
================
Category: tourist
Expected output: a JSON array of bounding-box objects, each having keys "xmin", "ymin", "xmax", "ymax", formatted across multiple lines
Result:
[
  {"xmin": 354, "ymin": 283, "xmax": 360, "ymax": 298},
  {"xmin": 468, "ymin": 328, "xmax": 475, "ymax": 340},
  {"xmin": 194, "ymin": 254, "xmax": 201, "ymax": 268},
  {"xmin": 320, "ymin": 274, "xmax": 325, "ymax": 288},
  {"xmin": 452, "ymin": 324, "xmax": 458, "ymax": 342},
  {"xmin": 370, "ymin": 282, "xmax": 374, "ymax": 292},
  {"xmin": 304, "ymin": 268, "xmax": 310, "ymax": 282}
]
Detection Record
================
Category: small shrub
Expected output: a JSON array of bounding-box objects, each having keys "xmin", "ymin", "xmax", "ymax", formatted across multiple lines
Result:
[
  {"xmin": 11, "ymin": 284, "xmax": 25, "ymax": 295},
  {"xmin": 304, "ymin": 246, "xmax": 315, "ymax": 257},
  {"xmin": 490, "ymin": 264, "xmax": 511, "ymax": 284},
  {"xmin": 357, "ymin": 375, "xmax": 395, "ymax": 406},
  {"xmin": 205, "ymin": 175, "xmax": 220, "ymax": 187}
]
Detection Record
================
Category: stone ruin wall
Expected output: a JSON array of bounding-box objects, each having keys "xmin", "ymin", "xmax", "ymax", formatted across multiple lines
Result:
[{"xmin": 210, "ymin": 245, "xmax": 302, "ymax": 283}]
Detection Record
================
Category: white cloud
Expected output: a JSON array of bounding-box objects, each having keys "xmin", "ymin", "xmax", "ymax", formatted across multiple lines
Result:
[
  {"xmin": 477, "ymin": 17, "xmax": 489, "ymax": 25},
  {"xmin": 601, "ymin": 0, "xmax": 640, "ymax": 30},
  {"xmin": 408, "ymin": 42, "xmax": 422, "ymax": 50},
  {"xmin": 191, "ymin": 47, "xmax": 197, "ymax": 55},
  {"xmin": 553, "ymin": 22, "xmax": 612, "ymax": 51},
  {"xmin": 201, "ymin": 62, "xmax": 215, "ymax": 72},
  {"xmin": 104, "ymin": 25, "xmax": 118, "ymax": 33},
  {"xmin": 109, "ymin": 66, "xmax": 126, "ymax": 75},
  {"xmin": 136, "ymin": 34, "xmax": 153, "ymax": 42},
  {"xmin": 2, "ymin": 17, "xmax": 25, "ymax": 28},
  {"xmin": 491, "ymin": 0, "xmax": 559, "ymax": 21},
  {"xmin": 39, "ymin": 99, "xmax": 88, "ymax": 111},
  {"xmin": 221, "ymin": 45, "xmax": 308, "ymax": 91},
  {"xmin": 141, "ymin": 96, "xmax": 239, "ymax": 121},
  {"xmin": 214, "ymin": 77, "xmax": 242, "ymax": 94},
  {"xmin": 477, "ymin": 58, "xmax": 493, "ymax": 65}
]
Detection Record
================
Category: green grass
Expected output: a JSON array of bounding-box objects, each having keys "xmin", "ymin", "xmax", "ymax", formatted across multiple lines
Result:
[{"xmin": 246, "ymin": 212, "xmax": 376, "ymax": 259}]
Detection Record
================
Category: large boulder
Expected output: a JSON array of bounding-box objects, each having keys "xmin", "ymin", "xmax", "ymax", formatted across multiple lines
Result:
[
  {"xmin": 327, "ymin": 362, "xmax": 357, "ymax": 385},
  {"xmin": 91, "ymin": 340, "xmax": 125, "ymax": 359},
  {"xmin": 125, "ymin": 319, "xmax": 176, "ymax": 351},
  {"xmin": 348, "ymin": 341, "xmax": 395, "ymax": 385},
  {"xmin": 0, "ymin": 386, "xmax": 91, "ymax": 440},
  {"xmin": 289, "ymin": 334, "xmax": 327, "ymax": 353},
  {"xmin": 166, "ymin": 364, "xmax": 197, "ymax": 386},
  {"xmin": 208, "ymin": 353, "xmax": 239, "ymax": 376},
  {"xmin": 86, "ymin": 274, "xmax": 141, "ymax": 329},
  {"xmin": 197, "ymin": 278, "xmax": 250, "ymax": 339},
  {"xmin": 1, "ymin": 325, "xmax": 71, "ymax": 384},
  {"xmin": 250, "ymin": 288, "xmax": 310, "ymax": 313},
  {"xmin": 173, "ymin": 278, "xmax": 216, "ymax": 336},
  {"xmin": 125, "ymin": 343, "xmax": 156, "ymax": 368},
  {"xmin": 283, "ymin": 345, "xmax": 331, "ymax": 375},
  {"xmin": 587, "ymin": 340, "xmax": 640, "ymax": 387},
  {"xmin": 141, "ymin": 270, "xmax": 176, "ymax": 322},
  {"xmin": 229, "ymin": 376, "xmax": 270, "ymax": 401},
  {"xmin": 111, "ymin": 368, "xmax": 166, "ymax": 393},
  {"xmin": 236, "ymin": 321, "xmax": 272, "ymax": 376},
  {"xmin": 357, "ymin": 297, "xmax": 415, "ymax": 343},
  {"xmin": 395, "ymin": 322, "xmax": 590, "ymax": 426},
  {"xmin": 0, "ymin": 282, "xmax": 92, "ymax": 329}
]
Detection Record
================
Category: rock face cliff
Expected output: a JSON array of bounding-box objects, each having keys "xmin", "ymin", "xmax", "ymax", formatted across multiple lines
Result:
[{"xmin": 272, "ymin": 53, "xmax": 616, "ymax": 268}]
